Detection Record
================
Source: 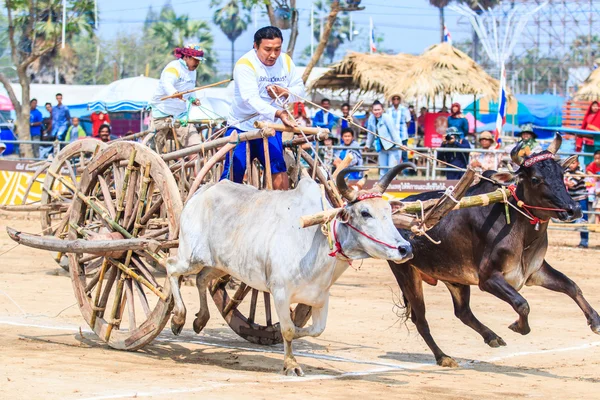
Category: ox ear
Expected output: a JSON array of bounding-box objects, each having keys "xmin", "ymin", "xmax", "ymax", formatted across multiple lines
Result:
[
  {"xmin": 389, "ymin": 200, "xmax": 403, "ymax": 214},
  {"xmin": 491, "ymin": 171, "xmax": 516, "ymax": 184},
  {"xmin": 561, "ymin": 154, "xmax": 579, "ymax": 169},
  {"xmin": 337, "ymin": 208, "xmax": 350, "ymax": 224}
]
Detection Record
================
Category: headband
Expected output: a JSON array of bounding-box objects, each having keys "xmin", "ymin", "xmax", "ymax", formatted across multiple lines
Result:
[{"xmin": 522, "ymin": 152, "xmax": 554, "ymax": 168}]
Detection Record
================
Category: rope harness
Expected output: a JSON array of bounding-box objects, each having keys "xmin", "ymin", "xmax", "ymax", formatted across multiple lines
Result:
[
  {"xmin": 326, "ymin": 193, "xmax": 399, "ymax": 265},
  {"xmin": 505, "ymin": 153, "xmax": 567, "ymax": 230},
  {"xmin": 507, "ymin": 184, "xmax": 567, "ymax": 229}
]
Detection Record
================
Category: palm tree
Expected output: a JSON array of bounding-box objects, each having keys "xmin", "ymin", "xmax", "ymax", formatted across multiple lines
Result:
[
  {"xmin": 429, "ymin": 0, "xmax": 451, "ymax": 43},
  {"xmin": 14, "ymin": 0, "xmax": 96, "ymax": 83},
  {"xmin": 211, "ymin": 0, "xmax": 251, "ymax": 75},
  {"xmin": 151, "ymin": 9, "xmax": 217, "ymax": 82}
]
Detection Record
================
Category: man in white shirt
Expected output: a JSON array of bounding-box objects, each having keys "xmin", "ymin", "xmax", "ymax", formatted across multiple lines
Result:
[
  {"xmin": 387, "ymin": 94, "xmax": 411, "ymax": 163},
  {"xmin": 221, "ymin": 26, "xmax": 305, "ymax": 190},
  {"xmin": 149, "ymin": 44, "xmax": 204, "ymax": 152}
]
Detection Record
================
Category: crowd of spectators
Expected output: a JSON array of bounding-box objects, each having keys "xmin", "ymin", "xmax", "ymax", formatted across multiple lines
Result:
[{"xmin": 27, "ymin": 93, "xmax": 113, "ymax": 159}]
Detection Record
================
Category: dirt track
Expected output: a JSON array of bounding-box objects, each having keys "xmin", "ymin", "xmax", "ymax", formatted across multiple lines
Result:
[{"xmin": 1, "ymin": 216, "xmax": 599, "ymax": 399}]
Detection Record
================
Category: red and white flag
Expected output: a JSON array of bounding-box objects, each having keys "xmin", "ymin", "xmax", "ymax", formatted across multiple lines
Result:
[{"xmin": 369, "ymin": 17, "xmax": 376, "ymax": 53}]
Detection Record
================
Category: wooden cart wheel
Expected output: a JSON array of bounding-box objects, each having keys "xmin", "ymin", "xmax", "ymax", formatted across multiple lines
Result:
[
  {"xmin": 39, "ymin": 139, "xmax": 107, "ymax": 271},
  {"xmin": 210, "ymin": 277, "xmax": 312, "ymax": 345},
  {"xmin": 41, "ymin": 139, "xmax": 107, "ymax": 235},
  {"xmin": 68, "ymin": 141, "xmax": 182, "ymax": 350}
]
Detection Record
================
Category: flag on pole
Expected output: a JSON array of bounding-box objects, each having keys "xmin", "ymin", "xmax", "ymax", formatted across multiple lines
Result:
[
  {"xmin": 369, "ymin": 17, "xmax": 376, "ymax": 53},
  {"xmin": 495, "ymin": 65, "xmax": 507, "ymax": 147},
  {"xmin": 443, "ymin": 24, "xmax": 452, "ymax": 45}
]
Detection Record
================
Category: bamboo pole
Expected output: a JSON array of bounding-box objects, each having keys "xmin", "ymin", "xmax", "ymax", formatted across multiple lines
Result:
[
  {"xmin": 0, "ymin": 203, "xmax": 69, "ymax": 212},
  {"xmin": 299, "ymin": 188, "xmax": 511, "ymax": 228},
  {"xmin": 161, "ymin": 128, "xmax": 276, "ymax": 162},
  {"xmin": 254, "ymin": 121, "xmax": 330, "ymax": 137},
  {"xmin": 90, "ymin": 258, "xmax": 110, "ymax": 329},
  {"xmin": 115, "ymin": 150, "xmax": 137, "ymax": 223},
  {"xmin": 105, "ymin": 272, "xmax": 125, "ymax": 341},
  {"xmin": 263, "ymin": 138, "xmax": 273, "ymax": 190},
  {"xmin": 106, "ymin": 257, "xmax": 169, "ymax": 302},
  {"xmin": 159, "ymin": 78, "xmax": 232, "ymax": 100}
]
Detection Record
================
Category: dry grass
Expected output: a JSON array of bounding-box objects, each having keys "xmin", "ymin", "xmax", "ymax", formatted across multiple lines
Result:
[
  {"xmin": 309, "ymin": 51, "xmax": 417, "ymax": 95},
  {"xmin": 310, "ymin": 43, "xmax": 503, "ymax": 100},
  {"xmin": 385, "ymin": 42, "xmax": 501, "ymax": 99}
]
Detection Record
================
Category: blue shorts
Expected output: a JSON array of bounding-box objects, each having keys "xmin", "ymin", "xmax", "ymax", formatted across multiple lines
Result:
[{"xmin": 220, "ymin": 127, "xmax": 287, "ymax": 183}]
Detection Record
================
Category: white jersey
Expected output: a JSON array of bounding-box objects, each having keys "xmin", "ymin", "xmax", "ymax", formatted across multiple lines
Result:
[
  {"xmin": 150, "ymin": 59, "xmax": 197, "ymax": 117},
  {"xmin": 228, "ymin": 49, "xmax": 305, "ymax": 131}
]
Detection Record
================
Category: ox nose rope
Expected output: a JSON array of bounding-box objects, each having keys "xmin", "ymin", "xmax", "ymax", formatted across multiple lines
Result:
[
  {"xmin": 327, "ymin": 217, "xmax": 400, "ymax": 266},
  {"xmin": 507, "ymin": 184, "xmax": 567, "ymax": 230}
]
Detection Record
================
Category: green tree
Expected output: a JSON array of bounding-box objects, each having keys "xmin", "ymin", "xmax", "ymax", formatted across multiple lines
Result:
[
  {"xmin": 151, "ymin": 8, "xmax": 216, "ymax": 82},
  {"xmin": 0, "ymin": 0, "xmax": 96, "ymax": 157},
  {"xmin": 310, "ymin": 0, "xmax": 351, "ymax": 65},
  {"xmin": 429, "ymin": 0, "xmax": 451, "ymax": 43},
  {"xmin": 570, "ymin": 34, "xmax": 600, "ymax": 66},
  {"xmin": 211, "ymin": 0, "xmax": 251, "ymax": 75}
]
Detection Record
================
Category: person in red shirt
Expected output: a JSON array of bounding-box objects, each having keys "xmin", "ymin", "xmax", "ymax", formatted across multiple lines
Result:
[
  {"xmin": 586, "ymin": 150, "xmax": 600, "ymax": 175},
  {"xmin": 577, "ymin": 101, "xmax": 600, "ymax": 151},
  {"xmin": 90, "ymin": 111, "xmax": 111, "ymax": 138}
]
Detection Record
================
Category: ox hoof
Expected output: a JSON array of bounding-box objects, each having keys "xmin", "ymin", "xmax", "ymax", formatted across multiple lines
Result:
[
  {"xmin": 193, "ymin": 312, "xmax": 210, "ymax": 334},
  {"xmin": 508, "ymin": 321, "xmax": 530, "ymax": 335},
  {"xmin": 590, "ymin": 323, "xmax": 600, "ymax": 335},
  {"xmin": 437, "ymin": 356, "xmax": 459, "ymax": 368},
  {"xmin": 283, "ymin": 359, "xmax": 305, "ymax": 377},
  {"xmin": 486, "ymin": 337, "xmax": 507, "ymax": 348},
  {"xmin": 171, "ymin": 317, "xmax": 185, "ymax": 336},
  {"xmin": 283, "ymin": 365, "xmax": 305, "ymax": 377}
]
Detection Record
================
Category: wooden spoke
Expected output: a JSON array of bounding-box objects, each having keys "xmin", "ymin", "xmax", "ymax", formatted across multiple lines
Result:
[
  {"xmin": 98, "ymin": 176, "xmax": 116, "ymax": 218},
  {"xmin": 248, "ymin": 289, "xmax": 259, "ymax": 324},
  {"xmin": 222, "ymin": 283, "xmax": 248, "ymax": 315},
  {"xmin": 264, "ymin": 292, "xmax": 272, "ymax": 327},
  {"xmin": 97, "ymin": 265, "xmax": 118, "ymax": 319},
  {"xmin": 140, "ymin": 197, "xmax": 164, "ymax": 226},
  {"xmin": 125, "ymin": 279, "xmax": 136, "ymax": 331},
  {"xmin": 130, "ymin": 255, "xmax": 160, "ymax": 287},
  {"xmin": 133, "ymin": 280, "xmax": 151, "ymax": 317}
]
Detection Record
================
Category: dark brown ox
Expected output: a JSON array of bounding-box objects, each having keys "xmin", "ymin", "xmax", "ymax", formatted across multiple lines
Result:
[{"xmin": 388, "ymin": 134, "xmax": 599, "ymax": 367}]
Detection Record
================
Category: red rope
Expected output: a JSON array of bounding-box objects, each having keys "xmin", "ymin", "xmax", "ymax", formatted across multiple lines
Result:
[
  {"xmin": 328, "ymin": 218, "xmax": 398, "ymax": 262},
  {"xmin": 507, "ymin": 184, "xmax": 566, "ymax": 225}
]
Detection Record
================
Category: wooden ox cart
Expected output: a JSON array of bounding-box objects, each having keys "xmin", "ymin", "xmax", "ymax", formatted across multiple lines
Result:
[{"xmin": 2, "ymin": 124, "xmax": 509, "ymax": 351}]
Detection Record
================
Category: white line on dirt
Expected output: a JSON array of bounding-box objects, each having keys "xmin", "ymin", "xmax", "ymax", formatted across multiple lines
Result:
[{"xmin": 3, "ymin": 316, "xmax": 600, "ymax": 399}]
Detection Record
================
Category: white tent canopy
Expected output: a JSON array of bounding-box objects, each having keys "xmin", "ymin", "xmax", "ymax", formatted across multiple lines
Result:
[{"xmin": 88, "ymin": 76, "xmax": 159, "ymax": 112}]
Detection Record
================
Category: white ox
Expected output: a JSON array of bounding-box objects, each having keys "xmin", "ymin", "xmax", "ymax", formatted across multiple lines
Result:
[{"xmin": 166, "ymin": 165, "xmax": 414, "ymax": 376}]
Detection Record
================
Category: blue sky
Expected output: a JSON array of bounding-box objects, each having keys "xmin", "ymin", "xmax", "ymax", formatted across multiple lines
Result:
[{"xmin": 96, "ymin": 0, "xmax": 472, "ymax": 71}]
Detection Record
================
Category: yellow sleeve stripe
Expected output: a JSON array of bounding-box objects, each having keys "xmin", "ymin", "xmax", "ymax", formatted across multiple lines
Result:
[
  {"xmin": 283, "ymin": 53, "xmax": 292, "ymax": 73},
  {"xmin": 164, "ymin": 67, "xmax": 179, "ymax": 78},
  {"xmin": 236, "ymin": 58, "xmax": 256, "ymax": 74}
]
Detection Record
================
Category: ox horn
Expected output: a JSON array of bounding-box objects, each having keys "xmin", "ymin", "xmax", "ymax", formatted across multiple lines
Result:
[
  {"xmin": 510, "ymin": 141, "xmax": 525, "ymax": 166},
  {"xmin": 372, "ymin": 162, "xmax": 417, "ymax": 194},
  {"xmin": 336, "ymin": 167, "xmax": 362, "ymax": 202},
  {"xmin": 546, "ymin": 133, "xmax": 562, "ymax": 154}
]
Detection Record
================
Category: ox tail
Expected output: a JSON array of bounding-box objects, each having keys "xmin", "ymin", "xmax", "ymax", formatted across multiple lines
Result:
[{"xmin": 391, "ymin": 286, "xmax": 412, "ymax": 326}]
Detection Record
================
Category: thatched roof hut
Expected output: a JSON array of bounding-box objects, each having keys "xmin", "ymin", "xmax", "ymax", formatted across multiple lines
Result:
[
  {"xmin": 385, "ymin": 43, "xmax": 501, "ymax": 99},
  {"xmin": 309, "ymin": 52, "xmax": 417, "ymax": 94},
  {"xmin": 575, "ymin": 67, "xmax": 600, "ymax": 101}
]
